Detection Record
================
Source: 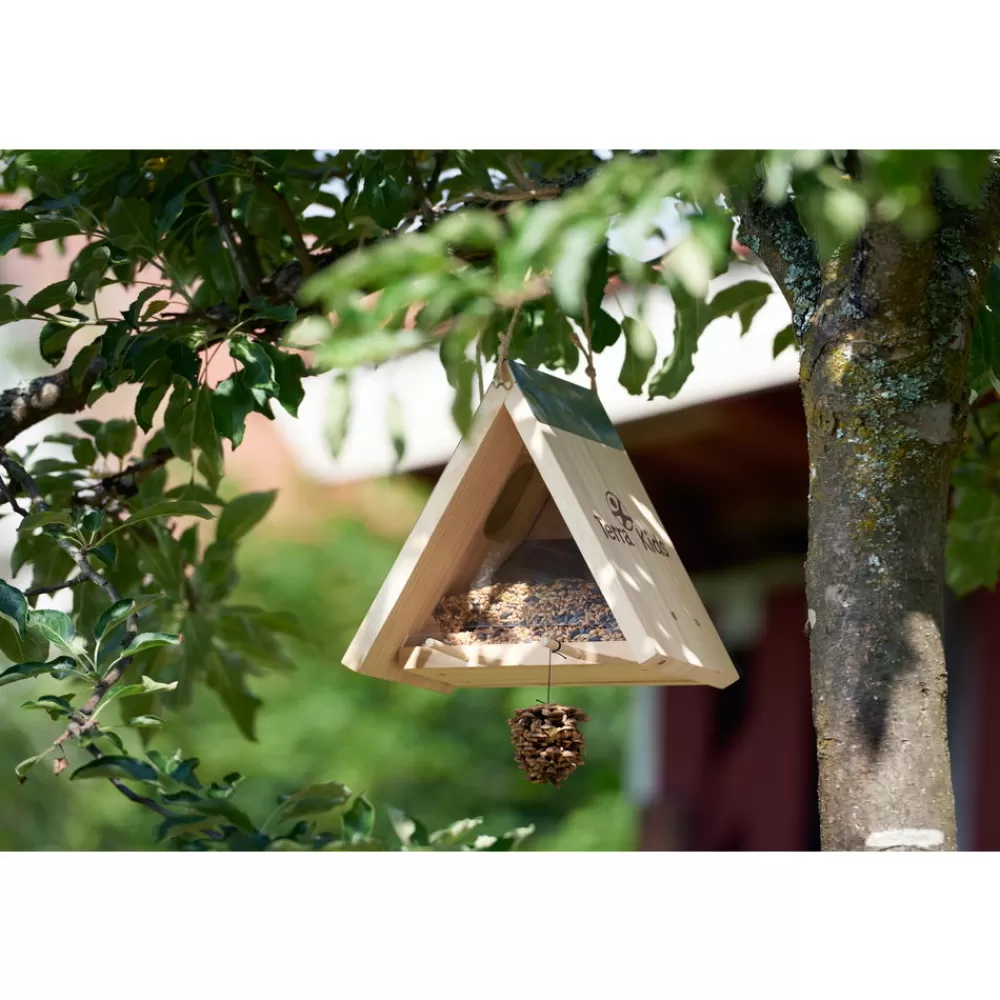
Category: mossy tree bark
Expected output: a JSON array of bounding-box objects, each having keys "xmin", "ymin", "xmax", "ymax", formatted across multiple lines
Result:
[{"xmin": 738, "ymin": 170, "xmax": 1000, "ymax": 851}]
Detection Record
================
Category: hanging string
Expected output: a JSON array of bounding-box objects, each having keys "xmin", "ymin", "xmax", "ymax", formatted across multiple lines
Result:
[
  {"xmin": 492, "ymin": 303, "xmax": 520, "ymax": 389},
  {"xmin": 581, "ymin": 299, "xmax": 598, "ymax": 394},
  {"xmin": 537, "ymin": 640, "xmax": 565, "ymax": 705},
  {"xmin": 492, "ymin": 267, "xmax": 533, "ymax": 389}
]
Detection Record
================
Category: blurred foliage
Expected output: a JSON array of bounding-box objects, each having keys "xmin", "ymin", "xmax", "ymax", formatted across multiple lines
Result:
[
  {"xmin": 1, "ymin": 148, "xmax": 999, "ymax": 847},
  {"xmin": 0, "ymin": 501, "xmax": 635, "ymax": 850}
]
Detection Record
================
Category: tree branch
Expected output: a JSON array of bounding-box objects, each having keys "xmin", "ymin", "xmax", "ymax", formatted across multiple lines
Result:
[
  {"xmin": 24, "ymin": 574, "xmax": 86, "ymax": 597},
  {"xmin": 0, "ymin": 160, "xmax": 608, "ymax": 450},
  {"xmin": 732, "ymin": 183, "xmax": 822, "ymax": 336},
  {"xmin": 73, "ymin": 446, "xmax": 174, "ymax": 503},
  {"xmin": 106, "ymin": 774, "xmax": 178, "ymax": 819},
  {"xmin": 188, "ymin": 156, "xmax": 257, "ymax": 298},
  {"xmin": 0, "ymin": 357, "xmax": 104, "ymax": 448}
]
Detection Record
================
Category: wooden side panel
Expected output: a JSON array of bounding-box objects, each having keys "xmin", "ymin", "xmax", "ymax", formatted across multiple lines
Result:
[
  {"xmin": 506, "ymin": 388, "xmax": 738, "ymax": 687},
  {"xmin": 342, "ymin": 386, "xmax": 524, "ymax": 691}
]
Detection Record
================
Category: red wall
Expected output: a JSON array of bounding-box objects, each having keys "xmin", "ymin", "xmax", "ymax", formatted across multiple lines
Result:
[
  {"xmin": 643, "ymin": 585, "xmax": 1000, "ymax": 851},
  {"xmin": 643, "ymin": 588, "xmax": 818, "ymax": 851},
  {"xmin": 972, "ymin": 590, "xmax": 1000, "ymax": 850}
]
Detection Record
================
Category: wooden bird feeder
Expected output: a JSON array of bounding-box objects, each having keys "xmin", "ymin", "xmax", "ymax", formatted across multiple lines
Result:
[{"xmin": 342, "ymin": 361, "xmax": 739, "ymax": 693}]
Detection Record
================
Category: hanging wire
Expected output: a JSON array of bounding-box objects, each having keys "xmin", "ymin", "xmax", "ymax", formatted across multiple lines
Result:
[{"xmin": 537, "ymin": 640, "xmax": 565, "ymax": 705}]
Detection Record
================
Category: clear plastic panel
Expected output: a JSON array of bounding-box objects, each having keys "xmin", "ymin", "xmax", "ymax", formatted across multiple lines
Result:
[{"xmin": 406, "ymin": 478, "xmax": 626, "ymax": 648}]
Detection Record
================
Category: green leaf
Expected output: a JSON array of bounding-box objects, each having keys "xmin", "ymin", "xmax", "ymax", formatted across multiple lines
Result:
[
  {"xmin": 552, "ymin": 220, "xmax": 605, "ymax": 318},
  {"xmin": 157, "ymin": 192, "xmax": 186, "ymax": 237},
  {"xmin": 102, "ymin": 675, "xmax": 179, "ymax": 706},
  {"xmin": 107, "ymin": 196, "xmax": 157, "ymax": 253},
  {"xmin": 773, "ymin": 323, "xmax": 797, "ymax": 358},
  {"xmin": 80, "ymin": 509, "xmax": 103, "ymax": 535},
  {"xmin": 619, "ymin": 316, "xmax": 657, "ymax": 395},
  {"xmin": 0, "ymin": 579, "xmax": 28, "ymax": 636},
  {"xmin": 99, "ymin": 500, "xmax": 213, "ymax": 543},
  {"xmin": 387, "ymin": 393, "xmax": 405, "ymax": 469},
  {"xmin": 70, "ymin": 341, "xmax": 101, "ymax": 392},
  {"xmin": 475, "ymin": 825, "xmax": 535, "ymax": 851},
  {"xmin": 216, "ymin": 491, "xmax": 277, "ymax": 543},
  {"xmin": 89, "ymin": 542, "xmax": 117, "ymax": 570},
  {"xmin": 122, "ymin": 632, "xmax": 182, "ymax": 658},
  {"xmin": 39, "ymin": 321, "xmax": 76, "ymax": 366},
  {"xmin": 23, "ymin": 218, "xmax": 82, "ymax": 243},
  {"xmin": 27, "ymin": 609, "xmax": 76, "ymax": 650},
  {"xmin": 138, "ymin": 298, "xmax": 169, "ymax": 322},
  {"xmin": 69, "ymin": 437, "xmax": 96, "ymax": 466},
  {"xmin": 192, "ymin": 541, "xmax": 236, "ymax": 604},
  {"xmin": 433, "ymin": 210, "xmax": 504, "ymax": 250},
  {"xmin": 947, "ymin": 484, "xmax": 1000, "ymax": 595},
  {"xmin": 94, "ymin": 599, "xmax": 136, "ymax": 641},
  {"xmin": 970, "ymin": 263, "xmax": 1000, "ymax": 392},
  {"xmin": 211, "ymin": 374, "xmax": 256, "ymax": 448},
  {"xmin": 449, "ymin": 359, "xmax": 477, "ymax": 436},
  {"xmin": 0, "ymin": 293, "xmax": 29, "ymax": 326},
  {"xmin": 166, "ymin": 754, "xmax": 204, "ymax": 790},
  {"xmin": 192, "ymin": 386, "xmax": 223, "ymax": 487},
  {"xmin": 190, "ymin": 798, "xmax": 256, "ymax": 834},
  {"xmin": 315, "ymin": 329, "xmax": 430, "ymax": 369},
  {"xmin": 205, "ymin": 653, "xmax": 262, "ymax": 741},
  {"xmin": 708, "ymin": 279, "xmax": 772, "ymax": 334},
  {"xmin": 647, "ymin": 285, "xmax": 711, "ymax": 400},
  {"xmin": 163, "ymin": 380, "xmax": 194, "ymax": 462},
  {"xmin": 0, "ymin": 617, "xmax": 49, "ymax": 665},
  {"xmin": 428, "ymin": 816, "xmax": 484, "ymax": 847},
  {"xmin": 262, "ymin": 344, "xmax": 307, "ymax": 418},
  {"xmin": 136, "ymin": 380, "xmax": 171, "ymax": 434},
  {"xmin": 388, "ymin": 806, "xmax": 429, "ymax": 848},
  {"xmin": 70, "ymin": 755, "xmax": 159, "ymax": 783},
  {"xmin": 19, "ymin": 509, "xmax": 74, "ymax": 531},
  {"xmin": 365, "ymin": 170, "xmax": 404, "ymax": 230},
  {"xmin": 163, "ymin": 483, "xmax": 224, "ymax": 506},
  {"xmin": 27, "ymin": 280, "xmax": 77, "ymax": 313},
  {"xmin": 325, "ymin": 373, "xmax": 351, "ymax": 458},
  {"xmin": 263, "ymin": 781, "xmax": 352, "ymax": 832},
  {"xmin": 70, "ymin": 243, "xmax": 111, "ymax": 302},
  {"xmin": 283, "ymin": 314, "xmax": 332, "ymax": 348},
  {"xmin": 216, "ymin": 608, "xmax": 294, "ymax": 674},
  {"xmin": 584, "ymin": 241, "xmax": 610, "ymax": 322},
  {"xmin": 0, "ymin": 656, "xmax": 75, "ymax": 687},
  {"xmin": 125, "ymin": 715, "xmax": 165, "ymax": 728},
  {"xmin": 21, "ymin": 693, "xmax": 75, "ymax": 719},
  {"xmin": 229, "ymin": 336, "xmax": 276, "ymax": 392},
  {"xmin": 342, "ymin": 794, "xmax": 376, "ymax": 843},
  {"xmin": 95, "ymin": 418, "xmax": 137, "ymax": 460},
  {"xmin": 15, "ymin": 754, "xmax": 45, "ymax": 782}
]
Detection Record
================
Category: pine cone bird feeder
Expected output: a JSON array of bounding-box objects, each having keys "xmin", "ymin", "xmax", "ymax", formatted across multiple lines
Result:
[{"xmin": 507, "ymin": 704, "xmax": 589, "ymax": 786}]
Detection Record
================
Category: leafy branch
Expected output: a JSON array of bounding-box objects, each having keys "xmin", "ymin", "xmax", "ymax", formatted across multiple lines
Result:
[{"xmin": 0, "ymin": 447, "xmax": 143, "ymax": 746}]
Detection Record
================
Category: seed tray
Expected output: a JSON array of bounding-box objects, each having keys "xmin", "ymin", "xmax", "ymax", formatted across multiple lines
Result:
[{"xmin": 428, "ymin": 578, "xmax": 625, "ymax": 646}]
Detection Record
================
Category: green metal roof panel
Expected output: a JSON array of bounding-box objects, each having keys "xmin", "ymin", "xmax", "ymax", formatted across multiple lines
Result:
[{"xmin": 507, "ymin": 361, "xmax": 624, "ymax": 450}]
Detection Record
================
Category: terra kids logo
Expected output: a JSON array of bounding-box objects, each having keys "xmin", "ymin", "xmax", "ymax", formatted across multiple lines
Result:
[{"xmin": 592, "ymin": 492, "xmax": 670, "ymax": 558}]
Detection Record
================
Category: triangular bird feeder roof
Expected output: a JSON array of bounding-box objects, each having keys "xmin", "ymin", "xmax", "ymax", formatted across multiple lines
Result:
[{"xmin": 342, "ymin": 361, "xmax": 739, "ymax": 693}]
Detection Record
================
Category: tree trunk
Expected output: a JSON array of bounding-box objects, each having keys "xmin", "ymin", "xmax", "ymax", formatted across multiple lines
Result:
[
  {"xmin": 739, "ymin": 175, "xmax": 1000, "ymax": 850},
  {"xmin": 801, "ymin": 226, "xmax": 967, "ymax": 851}
]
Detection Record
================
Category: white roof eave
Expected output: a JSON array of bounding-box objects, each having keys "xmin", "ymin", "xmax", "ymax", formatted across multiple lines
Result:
[{"xmin": 276, "ymin": 265, "xmax": 798, "ymax": 484}]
